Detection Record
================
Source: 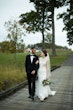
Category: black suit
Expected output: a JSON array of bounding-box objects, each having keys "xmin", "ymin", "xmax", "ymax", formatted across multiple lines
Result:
[{"xmin": 25, "ymin": 54, "xmax": 39, "ymax": 97}]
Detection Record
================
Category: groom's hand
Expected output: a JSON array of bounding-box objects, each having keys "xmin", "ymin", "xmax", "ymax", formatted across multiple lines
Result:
[{"xmin": 31, "ymin": 70, "xmax": 35, "ymax": 75}]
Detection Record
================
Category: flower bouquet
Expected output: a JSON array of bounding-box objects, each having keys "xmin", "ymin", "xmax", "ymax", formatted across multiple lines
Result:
[{"xmin": 42, "ymin": 79, "xmax": 53, "ymax": 86}]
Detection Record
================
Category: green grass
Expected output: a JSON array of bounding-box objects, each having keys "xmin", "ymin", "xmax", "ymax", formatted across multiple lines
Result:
[
  {"xmin": 50, "ymin": 49, "xmax": 72, "ymax": 67},
  {"xmin": 0, "ymin": 53, "xmax": 27, "ymax": 91},
  {"xmin": 0, "ymin": 49, "xmax": 73, "ymax": 92}
]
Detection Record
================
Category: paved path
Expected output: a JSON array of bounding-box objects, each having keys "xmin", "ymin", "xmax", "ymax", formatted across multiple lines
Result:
[{"xmin": 0, "ymin": 54, "xmax": 73, "ymax": 110}]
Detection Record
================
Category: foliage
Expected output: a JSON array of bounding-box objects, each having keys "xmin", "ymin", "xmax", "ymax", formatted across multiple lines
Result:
[
  {"xmin": 57, "ymin": 0, "xmax": 73, "ymax": 45},
  {"xmin": 5, "ymin": 20, "xmax": 25, "ymax": 50},
  {"xmin": 29, "ymin": 0, "xmax": 66, "ymax": 56},
  {"xmin": 5, "ymin": 20, "xmax": 25, "ymax": 62},
  {"xmin": 19, "ymin": 11, "xmax": 42, "ymax": 33},
  {"xmin": 44, "ymin": 33, "xmax": 52, "ymax": 43},
  {"xmin": 0, "ymin": 41, "xmax": 11, "ymax": 53},
  {"xmin": 27, "ymin": 42, "xmax": 68, "ymax": 50},
  {"xmin": 0, "ymin": 40, "xmax": 24, "ymax": 53},
  {"xmin": 19, "ymin": 1, "xmax": 52, "ymax": 48}
]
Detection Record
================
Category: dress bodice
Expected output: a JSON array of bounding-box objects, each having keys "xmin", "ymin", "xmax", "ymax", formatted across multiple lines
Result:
[
  {"xmin": 39, "ymin": 57, "xmax": 47, "ymax": 68},
  {"xmin": 38, "ymin": 57, "xmax": 48, "ymax": 75}
]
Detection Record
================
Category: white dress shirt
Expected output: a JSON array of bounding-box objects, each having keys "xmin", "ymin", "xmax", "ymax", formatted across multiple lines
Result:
[{"xmin": 30, "ymin": 54, "xmax": 34, "ymax": 63}]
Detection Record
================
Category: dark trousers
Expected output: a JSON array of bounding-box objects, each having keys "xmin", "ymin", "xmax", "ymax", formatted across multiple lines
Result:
[{"xmin": 27, "ymin": 76, "xmax": 36, "ymax": 97}]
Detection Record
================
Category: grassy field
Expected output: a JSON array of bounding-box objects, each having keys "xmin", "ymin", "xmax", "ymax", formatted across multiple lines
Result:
[
  {"xmin": 50, "ymin": 49, "xmax": 73, "ymax": 67},
  {"xmin": 0, "ymin": 49, "xmax": 73, "ymax": 92}
]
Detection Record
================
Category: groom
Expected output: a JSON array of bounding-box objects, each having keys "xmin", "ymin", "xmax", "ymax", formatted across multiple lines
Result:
[{"xmin": 25, "ymin": 47, "xmax": 39, "ymax": 100}]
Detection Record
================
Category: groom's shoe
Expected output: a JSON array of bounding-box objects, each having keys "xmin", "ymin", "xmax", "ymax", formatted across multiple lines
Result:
[
  {"xmin": 28, "ymin": 95, "xmax": 32, "ymax": 98},
  {"xmin": 31, "ymin": 96, "xmax": 34, "ymax": 101}
]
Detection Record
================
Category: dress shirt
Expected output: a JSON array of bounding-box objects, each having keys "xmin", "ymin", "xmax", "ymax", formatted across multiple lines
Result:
[{"xmin": 30, "ymin": 54, "xmax": 34, "ymax": 63}]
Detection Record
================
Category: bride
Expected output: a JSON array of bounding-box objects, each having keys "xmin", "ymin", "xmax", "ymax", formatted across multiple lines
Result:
[{"xmin": 36, "ymin": 49, "xmax": 56, "ymax": 101}]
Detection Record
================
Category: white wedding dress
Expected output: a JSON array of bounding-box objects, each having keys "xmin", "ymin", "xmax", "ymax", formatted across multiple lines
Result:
[{"xmin": 36, "ymin": 56, "xmax": 56, "ymax": 101}]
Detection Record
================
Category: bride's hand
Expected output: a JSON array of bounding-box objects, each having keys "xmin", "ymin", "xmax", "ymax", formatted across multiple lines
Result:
[{"xmin": 35, "ymin": 60, "xmax": 39, "ymax": 64}]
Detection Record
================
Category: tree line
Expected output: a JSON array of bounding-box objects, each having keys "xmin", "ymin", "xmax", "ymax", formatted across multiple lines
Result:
[{"xmin": 0, "ymin": 40, "xmax": 24, "ymax": 53}]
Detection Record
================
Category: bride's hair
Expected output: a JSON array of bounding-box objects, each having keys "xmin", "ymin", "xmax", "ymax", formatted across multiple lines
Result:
[{"xmin": 42, "ymin": 49, "xmax": 47, "ymax": 56}]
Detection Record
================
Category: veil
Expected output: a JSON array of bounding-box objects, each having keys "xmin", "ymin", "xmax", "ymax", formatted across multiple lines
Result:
[{"xmin": 46, "ymin": 53, "xmax": 51, "ymax": 77}]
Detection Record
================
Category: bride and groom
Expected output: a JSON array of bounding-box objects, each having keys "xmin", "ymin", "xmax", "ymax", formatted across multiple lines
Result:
[{"xmin": 25, "ymin": 47, "xmax": 56, "ymax": 101}]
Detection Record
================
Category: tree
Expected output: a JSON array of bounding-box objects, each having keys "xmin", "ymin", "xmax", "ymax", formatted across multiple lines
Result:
[
  {"xmin": 44, "ymin": 33, "xmax": 52, "ymax": 44},
  {"xmin": 0, "ymin": 40, "xmax": 24, "ymax": 53},
  {"xmin": 30, "ymin": 0, "xmax": 65, "ymax": 56},
  {"xmin": 5, "ymin": 20, "xmax": 25, "ymax": 62},
  {"xmin": 17, "ymin": 40, "xmax": 25, "ymax": 52},
  {"xmin": 1, "ymin": 41, "xmax": 10, "ymax": 53},
  {"xmin": 20, "ymin": 0, "xmax": 65, "ymax": 56},
  {"xmin": 57, "ymin": 0, "xmax": 73, "ymax": 45},
  {"xmin": 19, "ymin": 2, "xmax": 51, "ymax": 49},
  {"xmin": 48, "ymin": 0, "xmax": 66, "ymax": 56}
]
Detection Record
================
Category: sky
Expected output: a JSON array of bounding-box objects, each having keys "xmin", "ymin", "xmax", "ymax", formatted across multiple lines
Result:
[{"xmin": 0, "ymin": 0, "xmax": 73, "ymax": 50}]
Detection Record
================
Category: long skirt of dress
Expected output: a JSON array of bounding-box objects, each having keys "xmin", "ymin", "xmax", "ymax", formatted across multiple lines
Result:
[{"xmin": 36, "ymin": 72, "xmax": 56, "ymax": 100}]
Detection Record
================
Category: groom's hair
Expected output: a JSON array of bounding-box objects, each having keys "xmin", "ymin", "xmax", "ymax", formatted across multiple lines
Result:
[
  {"xmin": 42, "ymin": 49, "xmax": 47, "ymax": 56},
  {"xmin": 31, "ymin": 46, "xmax": 36, "ymax": 50}
]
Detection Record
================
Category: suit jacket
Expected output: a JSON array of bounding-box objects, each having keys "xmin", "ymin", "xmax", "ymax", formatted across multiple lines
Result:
[{"xmin": 25, "ymin": 54, "xmax": 39, "ymax": 78}]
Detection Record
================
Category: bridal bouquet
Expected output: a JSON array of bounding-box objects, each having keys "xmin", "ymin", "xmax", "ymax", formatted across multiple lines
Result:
[{"xmin": 42, "ymin": 79, "xmax": 53, "ymax": 86}]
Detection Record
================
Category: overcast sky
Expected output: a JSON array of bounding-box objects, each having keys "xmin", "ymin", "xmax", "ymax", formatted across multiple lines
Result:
[{"xmin": 0, "ymin": 0, "xmax": 73, "ymax": 50}]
